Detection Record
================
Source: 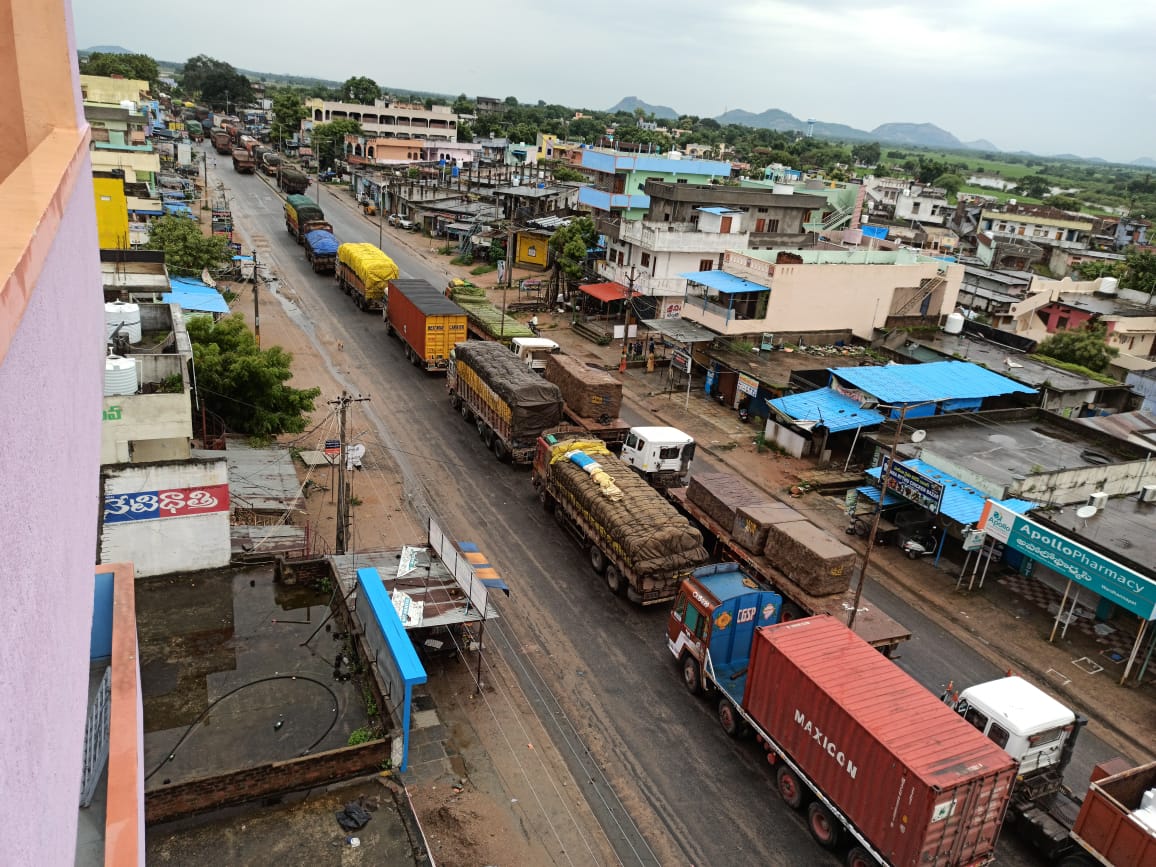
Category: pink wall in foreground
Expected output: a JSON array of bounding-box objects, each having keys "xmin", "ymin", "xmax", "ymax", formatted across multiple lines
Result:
[{"xmin": 0, "ymin": 160, "xmax": 105, "ymax": 863}]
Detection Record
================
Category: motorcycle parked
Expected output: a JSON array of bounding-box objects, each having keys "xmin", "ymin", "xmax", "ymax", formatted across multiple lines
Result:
[{"xmin": 902, "ymin": 532, "xmax": 938, "ymax": 559}]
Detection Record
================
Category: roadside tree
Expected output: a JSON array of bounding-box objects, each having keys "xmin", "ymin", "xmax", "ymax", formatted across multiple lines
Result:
[
  {"xmin": 181, "ymin": 55, "xmax": 253, "ymax": 110},
  {"xmin": 80, "ymin": 52, "xmax": 159, "ymax": 91},
  {"xmin": 145, "ymin": 216, "xmax": 232, "ymax": 277},
  {"xmin": 270, "ymin": 89, "xmax": 308, "ymax": 147},
  {"xmin": 342, "ymin": 76, "xmax": 380, "ymax": 104},
  {"xmin": 310, "ymin": 119, "xmax": 362, "ymax": 169}
]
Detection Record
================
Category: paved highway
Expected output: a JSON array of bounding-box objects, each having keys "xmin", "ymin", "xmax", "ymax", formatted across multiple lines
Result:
[{"xmin": 209, "ymin": 152, "xmax": 1114, "ymax": 866}]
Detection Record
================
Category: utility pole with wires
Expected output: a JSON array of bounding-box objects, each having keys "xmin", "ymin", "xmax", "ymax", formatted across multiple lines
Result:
[
  {"xmin": 618, "ymin": 265, "xmax": 637, "ymax": 374},
  {"xmin": 330, "ymin": 391, "xmax": 371, "ymax": 555},
  {"xmin": 251, "ymin": 248, "xmax": 261, "ymax": 348}
]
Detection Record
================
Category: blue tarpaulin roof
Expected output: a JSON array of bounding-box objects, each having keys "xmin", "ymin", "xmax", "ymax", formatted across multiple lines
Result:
[
  {"xmin": 767, "ymin": 388, "xmax": 886, "ymax": 433},
  {"xmin": 162, "ymin": 289, "xmax": 229, "ymax": 313},
  {"xmin": 865, "ymin": 458, "xmax": 1036, "ymax": 525},
  {"xmin": 304, "ymin": 229, "xmax": 339, "ymax": 255},
  {"xmin": 679, "ymin": 270, "xmax": 767, "ymax": 294},
  {"xmin": 696, "ymin": 206, "xmax": 741, "ymax": 215},
  {"xmin": 830, "ymin": 361, "xmax": 1037, "ymax": 403}
]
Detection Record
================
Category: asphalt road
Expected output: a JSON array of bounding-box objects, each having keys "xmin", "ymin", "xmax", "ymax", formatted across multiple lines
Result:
[{"xmin": 211, "ymin": 153, "xmax": 1115, "ymax": 867}]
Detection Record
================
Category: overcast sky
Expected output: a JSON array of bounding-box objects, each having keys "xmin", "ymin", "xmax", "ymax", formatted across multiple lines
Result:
[{"xmin": 73, "ymin": 0, "xmax": 1154, "ymax": 163}]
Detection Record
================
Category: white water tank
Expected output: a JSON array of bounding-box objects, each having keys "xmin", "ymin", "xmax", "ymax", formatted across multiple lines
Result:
[
  {"xmin": 105, "ymin": 301, "xmax": 142, "ymax": 344},
  {"xmin": 944, "ymin": 311, "xmax": 966, "ymax": 334},
  {"xmin": 1098, "ymin": 276, "xmax": 1119, "ymax": 295},
  {"xmin": 104, "ymin": 355, "xmax": 139, "ymax": 396},
  {"xmin": 772, "ymin": 183, "xmax": 794, "ymax": 195}
]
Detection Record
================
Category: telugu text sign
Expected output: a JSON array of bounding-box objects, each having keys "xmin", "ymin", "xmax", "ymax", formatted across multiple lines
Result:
[
  {"xmin": 880, "ymin": 456, "xmax": 945, "ymax": 514},
  {"xmin": 103, "ymin": 484, "xmax": 230, "ymax": 524},
  {"xmin": 979, "ymin": 500, "xmax": 1156, "ymax": 620}
]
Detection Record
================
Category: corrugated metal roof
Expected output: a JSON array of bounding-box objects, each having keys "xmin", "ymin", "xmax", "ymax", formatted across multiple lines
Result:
[
  {"xmin": 1076, "ymin": 410, "xmax": 1156, "ymax": 450},
  {"xmin": 679, "ymin": 270, "xmax": 767, "ymax": 295},
  {"xmin": 640, "ymin": 318, "xmax": 719, "ymax": 343},
  {"xmin": 865, "ymin": 458, "xmax": 1036, "ymax": 525},
  {"xmin": 193, "ymin": 442, "xmax": 304, "ymax": 513},
  {"xmin": 768, "ymin": 388, "xmax": 885, "ymax": 433},
  {"xmin": 831, "ymin": 360, "xmax": 1036, "ymax": 403}
]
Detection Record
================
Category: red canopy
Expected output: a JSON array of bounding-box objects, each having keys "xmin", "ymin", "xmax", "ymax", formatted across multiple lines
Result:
[{"xmin": 578, "ymin": 282, "xmax": 639, "ymax": 303}]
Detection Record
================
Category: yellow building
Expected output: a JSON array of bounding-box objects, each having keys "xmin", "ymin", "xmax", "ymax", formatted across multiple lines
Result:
[
  {"xmin": 92, "ymin": 172, "xmax": 130, "ymax": 249},
  {"xmin": 79, "ymin": 74, "xmax": 149, "ymax": 106},
  {"xmin": 515, "ymin": 230, "xmax": 550, "ymax": 270}
]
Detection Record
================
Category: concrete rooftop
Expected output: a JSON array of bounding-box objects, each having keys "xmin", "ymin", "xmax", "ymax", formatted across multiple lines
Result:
[{"xmin": 1042, "ymin": 494, "xmax": 1156, "ymax": 577}]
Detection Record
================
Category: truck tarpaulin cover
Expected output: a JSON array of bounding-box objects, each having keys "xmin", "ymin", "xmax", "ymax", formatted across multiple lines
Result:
[
  {"xmin": 746, "ymin": 617, "xmax": 1017, "ymax": 867},
  {"xmin": 337, "ymin": 244, "xmax": 400, "ymax": 300},
  {"xmin": 454, "ymin": 341, "xmax": 562, "ymax": 436},
  {"xmin": 304, "ymin": 230, "xmax": 339, "ymax": 255},
  {"xmin": 284, "ymin": 194, "xmax": 323, "ymax": 224},
  {"xmin": 544, "ymin": 354, "xmax": 623, "ymax": 420},
  {"xmin": 546, "ymin": 437, "xmax": 708, "ymax": 579},
  {"xmin": 447, "ymin": 279, "xmax": 534, "ymax": 341}
]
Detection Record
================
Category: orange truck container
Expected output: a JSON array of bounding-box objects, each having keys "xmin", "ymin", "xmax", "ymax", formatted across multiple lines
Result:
[
  {"xmin": 1071, "ymin": 760, "xmax": 1156, "ymax": 867},
  {"xmin": 385, "ymin": 279, "xmax": 468, "ymax": 372}
]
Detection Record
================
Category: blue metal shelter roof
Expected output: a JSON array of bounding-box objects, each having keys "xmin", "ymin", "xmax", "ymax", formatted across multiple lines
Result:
[
  {"xmin": 768, "ymin": 388, "xmax": 886, "ymax": 433},
  {"xmin": 830, "ymin": 360, "xmax": 1036, "ymax": 403},
  {"xmin": 865, "ymin": 458, "xmax": 1036, "ymax": 525},
  {"xmin": 679, "ymin": 270, "xmax": 767, "ymax": 294},
  {"xmin": 163, "ymin": 289, "xmax": 229, "ymax": 313}
]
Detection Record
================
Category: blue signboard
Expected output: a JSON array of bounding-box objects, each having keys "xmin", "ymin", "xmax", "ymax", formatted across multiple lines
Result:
[{"xmin": 980, "ymin": 502, "xmax": 1156, "ymax": 620}]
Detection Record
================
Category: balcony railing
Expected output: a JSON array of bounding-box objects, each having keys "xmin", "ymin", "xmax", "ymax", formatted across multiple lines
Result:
[{"xmin": 620, "ymin": 221, "xmax": 747, "ymax": 253}]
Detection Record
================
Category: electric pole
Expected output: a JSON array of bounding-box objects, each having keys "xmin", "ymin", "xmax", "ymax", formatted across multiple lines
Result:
[
  {"xmin": 251, "ymin": 249, "xmax": 261, "ymax": 348},
  {"xmin": 618, "ymin": 266, "xmax": 637, "ymax": 374},
  {"xmin": 330, "ymin": 391, "xmax": 371, "ymax": 555}
]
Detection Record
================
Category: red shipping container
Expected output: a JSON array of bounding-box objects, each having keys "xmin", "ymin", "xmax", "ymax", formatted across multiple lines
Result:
[{"xmin": 745, "ymin": 617, "xmax": 1016, "ymax": 867}]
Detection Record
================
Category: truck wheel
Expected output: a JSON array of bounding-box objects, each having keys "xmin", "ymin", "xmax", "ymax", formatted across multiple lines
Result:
[
  {"xmin": 604, "ymin": 564, "xmax": 626, "ymax": 596},
  {"xmin": 493, "ymin": 438, "xmax": 511, "ymax": 463},
  {"xmin": 845, "ymin": 846, "xmax": 873, "ymax": 867},
  {"xmin": 717, "ymin": 698, "xmax": 742, "ymax": 738},
  {"xmin": 481, "ymin": 427, "xmax": 495, "ymax": 449},
  {"xmin": 776, "ymin": 765, "xmax": 805, "ymax": 810},
  {"xmin": 449, "ymin": 394, "xmax": 462, "ymax": 411},
  {"xmin": 460, "ymin": 403, "xmax": 473, "ymax": 423},
  {"xmin": 680, "ymin": 654, "xmax": 702, "ymax": 695},
  {"xmin": 588, "ymin": 546, "xmax": 607, "ymax": 575},
  {"xmin": 807, "ymin": 802, "xmax": 841, "ymax": 849},
  {"xmin": 538, "ymin": 489, "xmax": 555, "ymax": 514}
]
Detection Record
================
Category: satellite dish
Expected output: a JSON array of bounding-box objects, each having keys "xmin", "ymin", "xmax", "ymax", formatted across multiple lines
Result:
[
  {"xmin": 910, "ymin": 429, "xmax": 927, "ymax": 443},
  {"xmin": 1075, "ymin": 505, "xmax": 1098, "ymax": 520}
]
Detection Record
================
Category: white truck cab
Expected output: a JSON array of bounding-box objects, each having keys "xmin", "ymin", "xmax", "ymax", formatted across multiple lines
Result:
[
  {"xmin": 510, "ymin": 337, "xmax": 561, "ymax": 373},
  {"xmin": 953, "ymin": 676, "xmax": 1077, "ymax": 773},
  {"xmin": 620, "ymin": 426, "xmax": 696, "ymax": 487}
]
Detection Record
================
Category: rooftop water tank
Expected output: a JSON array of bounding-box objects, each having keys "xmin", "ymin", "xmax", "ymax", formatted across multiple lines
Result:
[
  {"xmin": 1098, "ymin": 276, "xmax": 1119, "ymax": 295},
  {"xmin": 104, "ymin": 355, "xmax": 139, "ymax": 397},
  {"xmin": 944, "ymin": 311, "xmax": 966, "ymax": 334},
  {"xmin": 105, "ymin": 301, "xmax": 142, "ymax": 344},
  {"xmin": 773, "ymin": 183, "xmax": 794, "ymax": 195}
]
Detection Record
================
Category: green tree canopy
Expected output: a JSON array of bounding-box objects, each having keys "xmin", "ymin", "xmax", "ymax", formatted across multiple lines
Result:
[
  {"xmin": 1034, "ymin": 322, "xmax": 1118, "ymax": 372},
  {"xmin": 549, "ymin": 216, "xmax": 597, "ymax": 282},
  {"xmin": 310, "ymin": 119, "xmax": 362, "ymax": 168},
  {"xmin": 79, "ymin": 52, "xmax": 159, "ymax": 91},
  {"xmin": 145, "ymin": 216, "xmax": 232, "ymax": 277},
  {"xmin": 341, "ymin": 76, "xmax": 380, "ymax": 104},
  {"xmin": 933, "ymin": 173, "xmax": 964, "ymax": 199},
  {"xmin": 851, "ymin": 142, "xmax": 881, "ymax": 166},
  {"xmin": 1015, "ymin": 175, "xmax": 1053, "ymax": 199},
  {"xmin": 186, "ymin": 315, "xmax": 321, "ymax": 438},
  {"xmin": 452, "ymin": 93, "xmax": 474, "ymax": 114},
  {"xmin": 180, "ymin": 55, "xmax": 253, "ymax": 111},
  {"xmin": 1123, "ymin": 249, "xmax": 1156, "ymax": 300},
  {"xmin": 270, "ymin": 89, "xmax": 308, "ymax": 146},
  {"xmin": 1074, "ymin": 260, "xmax": 1125, "ymax": 281}
]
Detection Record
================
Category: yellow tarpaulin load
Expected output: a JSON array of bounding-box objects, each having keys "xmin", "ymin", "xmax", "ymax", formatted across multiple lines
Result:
[{"xmin": 337, "ymin": 243, "xmax": 399, "ymax": 302}]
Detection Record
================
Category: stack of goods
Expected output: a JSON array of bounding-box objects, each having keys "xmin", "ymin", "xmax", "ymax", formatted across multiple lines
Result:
[
  {"xmin": 764, "ymin": 521, "xmax": 856, "ymax": 596},
  {"xmin": 446, "ymin": 280, "xmax": 533, "ymax": 340},
  {"xmin": 686, "ymin": 472, "xmax": 767, "ymax": 530},
  {"xmin": 732, "ymin": 502, "xmax": 802, "ymax": 553},
  {"xmin": 454, "ymin": 341, "xmax": 562, "ymax": 437},
  {"xmin": 544, "ymin": 355, "xmax": 622, "ymax": 420}
]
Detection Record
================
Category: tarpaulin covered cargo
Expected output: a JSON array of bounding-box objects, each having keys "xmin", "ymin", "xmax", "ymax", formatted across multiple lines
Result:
[
  {"xmin": 544, "ymin": 437, "xmax": 708, "ymax": 580},
  {"xmin": 544, "ymin": 354, "xmax": 623, "ymax": 420},
  {"xmin": 453, "ymin": 341, "xmax": 562, "ymax": 437},
  {"xmin": 763, "ymin": 521, "xmax": 855, "ymax": 596},
  {"xmin": 447, "ymin": 279, "xmax": 533, "ymax": 341},
  {"xmin": 284, "ymin": 194, "xmax": 323, "ymax": 225},
  {"xmin": 686, "ymin": 472, "xmax": 768, "ymax": 531},
  {"xmin": 304, "ymin": 230, "xmax": 339, "ymax": 256},
  {"xmin": 732, "ymin": 502, "xmax": 801, "ymax": 553},
  {"xmin": 336, "ymin": 244, "xmax": 399, "ymax": 303},
  {"xmin": 746, "ymin": 617, "xmax": 1016, "ymax": 867}
]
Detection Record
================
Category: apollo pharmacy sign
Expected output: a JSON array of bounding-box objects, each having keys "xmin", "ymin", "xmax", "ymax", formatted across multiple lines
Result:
[{"xmin": 979, "ymin": 501, "xmax": 1156, "ymax": 620}]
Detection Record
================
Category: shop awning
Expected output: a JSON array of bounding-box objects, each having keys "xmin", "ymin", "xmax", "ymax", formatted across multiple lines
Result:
[
  {"xmin": 865, "ymin": 458, "xmax": 1036, "ymax": 525},
  {"xmin": 640, "ymin": 318, "xmax": 719, "ymax": 343},
  {"xmin": 579, "ymin": 282, "xmax": 638, "ymax": 303},
  {"xmin": 680, "ymin": 270, "xmax": 767, "ymax": 294}
]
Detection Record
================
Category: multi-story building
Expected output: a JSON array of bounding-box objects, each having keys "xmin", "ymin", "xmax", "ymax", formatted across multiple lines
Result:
[
  {"xmin": 741, "ymin": 175, "xmax": 864, "ymax": 235},
  {"xmin": 863, "ymin": 178, "xmax": 950, "ymax": 226},
  {"xmin": 680, "ymin": 248, "xmax": 961, "ymax": 340},
  {"xmin": 304, "ymin": 97, "xmax": 459, "ymax": 143},
  {"xmin": 978, "ymin": 203, "xmax": 1093, "ymax": 251},
  {"xmin": 345, "ymin": 135, "xmax": 481, "ymax": 166},
  {"xmin": 3, "ymin": 1, "xmax": 145, "ymax": 862}
]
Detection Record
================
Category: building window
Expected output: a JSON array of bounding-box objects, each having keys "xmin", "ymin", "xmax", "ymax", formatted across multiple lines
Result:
[
  {"xmin": 766, "ymin": 219, "xmax": 779, "ymax": 233},
  {"xmin": 641, "ymin": 253, "xmax": 651, "ymax": 268},
  {"xmin": 912, "ymin": 201, "xmax": 921, "ymax": 214},
  {"xmin": 699, "ymin": 259, "xmax": 713, "ymax": 271}
]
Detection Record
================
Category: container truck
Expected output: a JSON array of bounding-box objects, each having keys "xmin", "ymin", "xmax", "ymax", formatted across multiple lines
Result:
[
  {"xmin": 446, "ymin": 279, "xmax": 534, "ymax": 345},
  {"xmin": 211, "ymin": 129, "xmax": 232, "ymax": 154},
  {"xmin": 278, "ymin": 166, "xmax": 310, "ymax": 195},
  {"xmin": 670, "ymin": 609, "xmax": 1017, "ymax": 867},
  {"xmin": 303, "ymin": 229, "xmax": 338, "ymax": 274},
  {"xmin": 532, "ymin": 433, "xmax": 709, "ymax": 603},
  {"xmin": 542, "ymin": 354, "xmax": 632, "ymax": 451},
  {"xmin": 283, "ymin": 195, "xmax": 328, "ymax": 243},
  {"xmin": 945, "ymin": 677, "xmax": 1156, "ymax": 866},
  {"xmin": 335, "ymin": 243, "xmax": 398, "ymax": 312},
  {"xmin": 231, "ymin": 148, "xmax": 255, "ymax": 174},
  {"xmin": 447, "ymin": 340, "xmax": 563, "ymax": 463},
  {"xmin": 385, "ymin": 279, "xmax": 469, "ymax": 371},
  {"xmin": 664, "ymin": 470, "xmax": 911, "ymax": 655}
]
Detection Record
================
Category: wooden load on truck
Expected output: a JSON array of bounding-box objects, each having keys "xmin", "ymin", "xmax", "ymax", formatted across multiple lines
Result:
[
  {"xmin": 447, "ymin": 340, "xmax": 563, "ymax": 463},
  {"xmin": 303, "ymin": 229, "xmax": 338, "ymax": 274},
  {"xmin": 671, "ymin": 610, "xmax": 1017, "ymax": 867},
  {"xmin": 231, "ymin": 147, "xmax": 255, "ymax": 174},
  {"xmin": 666, "ymin": 471, "xmax": 910, "ymax": 655},
  {"xmin": 446, "ymin": 279, "xmax": 533, "ymax": 345},
  {"xmin": 533, "ymin": 434, "xmax": 709, "ymax": 603},
  {"xmin": 542, "ymin": 354, "xmax": 631, "ymax": 450},
  {"xmin": 278, "ymin": 166, "xmax": 309, "ymax": 195},
  {"xmin": 211, "ymin": 130, "xmax": 232, "ymax": 154},
  {"xmin": 261, "ymin": 151, "xmax": 282, "ymax": 176},
  {"xmin": 283, "ymin": 195, "xmax": 327, "ymax": 243},
  {"xmin": 335, "ymin": 243, "xmax": 398, "ymax": 312},
  {"xmin": 385, "ymin": 279, "xmax": 469, "ymax": 371}
]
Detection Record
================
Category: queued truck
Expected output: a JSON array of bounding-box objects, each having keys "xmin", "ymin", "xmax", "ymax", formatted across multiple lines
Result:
[
  {"xmin": 283, "ymin": 195, "xmax": 328, "ymax": 244},
  {"xmin": 446, "ymin": 279, "xmax": 534, "ymax": 345},
  {"xmin": 664, "ymin": 470, "xmax": 911, "ymax": 655},
  {"xmin": 186, "ymin": 119, "xmax": 204, "ymax": 142},
  {"xmin": 944, "ymin": 677, "xmax": 1156, "ymax": 866},
  {"xmin": 303, "ymin": 229, "xmax": 338, "ymax": 274},
  {"xmin": 447, "ymin": 340, "xmax": 564, "ymax": 463},
  {"xmin": 261, "ymin": 150, "xmax": 282, "ymax": 176},
  {"xmin": 211, "ymin": 129, "xmax": 232, "ymax": 154},
  {"xmin": 532, "ymin": 433, "xmax": 710, "ymax": 603},
  {"xmin": 385, "ymin": 279, "xmax": 469, "ymax": 371},
  {"xmin": 335, "ymin": 243, "xmax": 398, "ymax": 312},
  {"xmin": 231, "ymin": 148, "xmax": 255, "ymax": 174},
  {"xmin": 669, "ymin": 607, "xmax": 1018, "ymax": 867},
  {"xmin": 278, "ymin": 166, "xmax": 310, "ymax": 195}
]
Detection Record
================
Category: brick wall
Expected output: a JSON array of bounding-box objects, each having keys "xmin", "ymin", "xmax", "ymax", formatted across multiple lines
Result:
[{"xmin": 145, "ymin": 739, "xmax": 390, "ymax": 825}]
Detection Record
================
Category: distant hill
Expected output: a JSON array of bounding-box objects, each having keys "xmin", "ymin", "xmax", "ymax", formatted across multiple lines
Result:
[
  {"xmin": 869, "ymin": 122, "xmax": 962, "ymax": 149},
  {"xmin": 608, "ymin": 96, "xmax": 679, "ymax": 120},
  {"xmin": 81, "ymin": 44, "xmax": 133, "ymax": 54},
  {"xmin": 1133, "ymin": 157, "xmax": 1156, "ymax": 168},
  {"xmin": 964, "ymin": 139, "xmax": 999, "ymax": 152}
]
